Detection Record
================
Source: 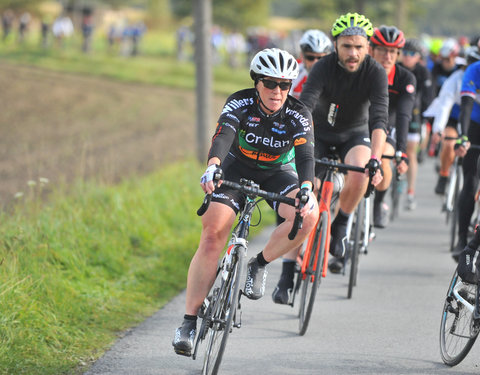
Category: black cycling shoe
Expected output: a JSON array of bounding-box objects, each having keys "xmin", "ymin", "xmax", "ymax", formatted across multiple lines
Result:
[
  {"xmin": 244, "ymin": 257, "xmax": 267, "ymax": 300},
  {"xmin": 272, "ymin": 276, "xmax": 293, "ymax": 305},
  {"xmin": 435, "ymin": 176, "xmax": 448, "ymax": 195},
  {"xmin": 328, "ymin": 256, "xmax": 344, "ymax": 274},
  {"xmin": 329, "ymin": 221, "xmax": 347, "ymax": 258},
  {"xmin": 172, "ymin": 319, "xmax": 197, "ymax": 357}
]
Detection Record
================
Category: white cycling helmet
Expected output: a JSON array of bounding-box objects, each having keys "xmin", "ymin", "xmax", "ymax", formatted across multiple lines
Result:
[
  {"xmin": 250, "ymin": 48, "xmax": 299, "ymax": 80},
  {"xmin": 439, "ymin": 38, "xmax": 459, "ymax": 58},
  {"xmin": 466, "ymin": 46, "xmax": 480, "ymax": 64},
  {"xmin": 299, "ymin": 29, "xmax": 333, "ymax": 54}
]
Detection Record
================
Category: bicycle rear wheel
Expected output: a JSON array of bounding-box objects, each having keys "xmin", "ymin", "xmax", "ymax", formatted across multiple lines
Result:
[
  {"xmin": 439, "ymin": 271, "xmax": 479, "ymax": 366},
  {"xmin": 298, "ymin": 210, "xmax": 328, "ymax": 336},
  {"xmin": 202, "ymin": 250, "xmax": 244, "ymax": 375},
  {"xmin": 348, "ymin": 198, "xmax": 364, "ymax": 299}
]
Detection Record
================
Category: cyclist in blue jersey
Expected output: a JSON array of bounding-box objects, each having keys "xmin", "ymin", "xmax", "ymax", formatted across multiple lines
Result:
[
  {"xmin": 368, "ymin": 26, "xmax": 415, "ymax": 228},
  {"xmin": 431, "ymin": 45, "xmax": 480, "ymax": 196},
  {"xmin": 172, "ymin": 48, "xmax": 319, "ymax": 356},
  {"xmin": 452, "ymin": 57, "xmax": 480, "ymax": 259}
]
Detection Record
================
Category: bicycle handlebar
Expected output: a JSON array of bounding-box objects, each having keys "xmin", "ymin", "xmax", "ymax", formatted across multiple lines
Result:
[
  {"xmin": 315, "ymin": 158, "xmax": 374, "ymax": 198},
  {"xmin": 197, "ymin": 173, "xmax": 302, "ymax": 240}
]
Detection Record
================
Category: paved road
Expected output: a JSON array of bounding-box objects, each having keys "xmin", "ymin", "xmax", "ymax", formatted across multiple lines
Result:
[{"xmin": 85, "ymin": 158, "xmax": 480, "ymax": 375}]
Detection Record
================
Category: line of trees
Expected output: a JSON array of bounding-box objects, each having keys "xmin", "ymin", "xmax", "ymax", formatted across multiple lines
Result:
[{"xmin": 1, "ymin": 0, "xmax": 478, "ymax": 38}]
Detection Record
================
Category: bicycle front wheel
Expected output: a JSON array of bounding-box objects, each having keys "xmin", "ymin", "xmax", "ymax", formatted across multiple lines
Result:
[
  {"xmin": 439, "ymin": 271, "xmax": 479, "ymax": 366},
  {"xmin": 298, "ymin": 210, "xmax": 328, "ymax": 336},
  {"xmin": 202, "ymin": 250, "xmax": 244, "ymax": 375},
  {"xmin": 348, "ymin": 198, "xmax": 364, "ymax": 299}
]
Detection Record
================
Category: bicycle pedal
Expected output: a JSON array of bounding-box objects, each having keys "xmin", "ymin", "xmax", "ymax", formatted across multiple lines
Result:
[{"xmin": 174, "ymin": 348, "xmax": 192, "ymax": 357}]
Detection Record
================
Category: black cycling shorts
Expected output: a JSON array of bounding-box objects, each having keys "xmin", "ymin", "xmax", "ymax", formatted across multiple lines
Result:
[
  {"xmin": 314, "ymin": 131, "xmax": 371, "ymax": 176},
  {"xmin": 211, "ymin": 153, "xmax": 299, "ymax": 214}
]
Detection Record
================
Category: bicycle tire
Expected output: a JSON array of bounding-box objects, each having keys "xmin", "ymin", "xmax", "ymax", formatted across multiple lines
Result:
[
  {"xmin": 348, "ymin": 198, "xmax": 364, "ymax": 299},
  {"xmin": 390, "ymin": 175, "xmax": 400, "ymax": 222},
  {"xmin": 202, "ymin": 250, "xmax": 244, "ymax": 375},
  {"xmin": 449, "ymin": 168, "xmax": 462, "ymax": 252},
  {"xmin": 298, "ymin": 210, "xmax": 328, "ymax": 336},
  {"xmin": 439, "ymin": 271, "xmax": 479, "ymax": 366}
]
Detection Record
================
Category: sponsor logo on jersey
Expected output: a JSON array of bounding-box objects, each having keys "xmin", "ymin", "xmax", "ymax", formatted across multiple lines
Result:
[
  {"xmin": 239, "ymin": 146, "xmax": 280, "ymax": 162},
  {"xmin": 272, "ymin": 127, "xmax": 286, "ymax": 135},
  {"xmin": 406, "ymin": 84, "xmax": 415, "ymax": 94},
  {"xmin": 294, "ymin": 138, "xmax": 307, "ymax": 146},
  {"xmin": 248, "ymin": 116, "xmax": 261, "ymax": 122},
  {"xmin": 226, "ymin": 113, "xmax": 240, "ymax": 122},
  {"xmin": 245, "ymin": 132, "xmax": 290, "ymax": 148},
  {"xmin": 285, "ymin": 106, "xmax": 310, "ymax": 127},
  {"xmin": 221, "ymin": 97, "xmax": 254, "ymax": 114}
]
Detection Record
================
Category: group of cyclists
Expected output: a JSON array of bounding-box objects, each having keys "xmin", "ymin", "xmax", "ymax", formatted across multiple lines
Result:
[{"xmin": 171, "ymin": 11, "xmax": 480, "ymax": 360}]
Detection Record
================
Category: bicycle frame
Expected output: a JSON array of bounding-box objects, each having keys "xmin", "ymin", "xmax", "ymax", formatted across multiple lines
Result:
[{"xmin": 302, "ymin": 168, "xmax": 335, "ymax": 279}]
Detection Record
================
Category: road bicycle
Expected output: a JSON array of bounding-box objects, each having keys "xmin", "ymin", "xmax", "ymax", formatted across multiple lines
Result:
[
  {"xmin": 288, "ymin": 155, "xmax": 374, "ymax": 335},
  {"xmin": 192, "ymin": 174, "xmax": 304, "ymax": 375},
  {"xmin": 439, "ymin": 270, "xmax": 480, "ymax": 366}
]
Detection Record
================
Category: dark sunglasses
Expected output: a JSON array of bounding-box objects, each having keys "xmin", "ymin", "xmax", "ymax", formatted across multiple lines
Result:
[
  {"xmin": 304, "ymin": 55, "xmax": 322, "ymax": 62},
  {"xmin": 260, "ymin": 79, "xmax": 292, "ymax": 91},
  {"xmin": 402, "ymin": 50, "xmax": 417, "ymax": 57}
]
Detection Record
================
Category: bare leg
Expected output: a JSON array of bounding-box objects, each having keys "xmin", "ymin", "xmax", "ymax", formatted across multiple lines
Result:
[{"xmin": 185, "ymin": 202, "xmax": 236, "ymax": 315}]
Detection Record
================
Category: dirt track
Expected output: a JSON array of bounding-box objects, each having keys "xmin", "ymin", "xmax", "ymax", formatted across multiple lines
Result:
[{"xmin": 0, "ymin": 63, "xmax": 225, "ymax": 208}]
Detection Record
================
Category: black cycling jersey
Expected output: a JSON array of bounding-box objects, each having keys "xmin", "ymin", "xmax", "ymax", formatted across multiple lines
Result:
[
  {"xmin": 208, "ymin": 88, "xmax": 315, "ymax": 184},
  {"xmin": 300, "ymin": 53, "xmax": 388, "ymax": 144},
  {"xmin": 384, "ymin": 63, "xmax": 417, "ymax": 153},
  {"xmin": 401, "ymin": 62, "xmax": 434, "ymax": 125}
]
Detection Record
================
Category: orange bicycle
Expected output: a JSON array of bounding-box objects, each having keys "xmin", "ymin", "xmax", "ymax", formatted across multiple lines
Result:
[{"xmin": 289, "ymin": 156, "xmax": 374, "ymax": 335}]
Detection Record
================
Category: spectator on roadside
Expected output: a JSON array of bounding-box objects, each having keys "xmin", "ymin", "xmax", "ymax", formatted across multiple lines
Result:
[
  {"xmin": 40, "ymin": 15, "xmax": 51, "ymax": 48},
  {"xmin": 18, "ymin": 12, "xmax": 30, "ymax": 44},
  {"xmin": 81, "ymin": 8, "xmax": 94, "ymax": 53},
  {"xmin": 2, "ymin": 9, "xmax": 14, "ymax": 42},
  {"xmin": 52, "ymin": 13, "xmax": 74, "ymax": 49}
]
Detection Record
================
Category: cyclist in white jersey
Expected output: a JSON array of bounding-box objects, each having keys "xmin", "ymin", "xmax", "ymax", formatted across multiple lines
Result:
[
  {"xmin": 290, "ymin": 29, "xmax": 333, "ymax": 100},
  {"xmin": 272, "ymin": 29, "xmax": 333, "ymax": 304}
]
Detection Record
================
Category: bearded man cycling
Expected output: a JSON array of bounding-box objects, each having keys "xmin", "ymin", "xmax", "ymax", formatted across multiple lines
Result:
[{"xmin": 299, "ymin": 12, "xmax": 388, "ymax": 274}]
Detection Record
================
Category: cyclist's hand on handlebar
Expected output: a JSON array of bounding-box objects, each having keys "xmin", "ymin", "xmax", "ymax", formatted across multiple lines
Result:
[
  {"xmin": 395, "ymin": 151, "xmax": 409, "ymax": 174},
  {"xmin": 295, "ymin": 187, "xmax": 315, "ymax": 218},
  {"xmin": 365, "ymin": 157, "xmax": 383, "ymax": 186},
  {"xmin": 454, "ymin": 135, "xmax": 470, "ymax": 157},
  {"xmin": 200, "ymin": 164, "xmax": 223, "ymax": 194}
]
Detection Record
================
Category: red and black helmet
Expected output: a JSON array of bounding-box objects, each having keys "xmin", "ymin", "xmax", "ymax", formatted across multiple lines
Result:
[{"xmin": 370, "ymin": 26, "xmax": 405, "ymax": 48}]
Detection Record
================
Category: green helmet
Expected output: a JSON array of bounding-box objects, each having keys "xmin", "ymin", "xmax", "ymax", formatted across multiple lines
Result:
[{"xmin": 331, "ymin": 12, "xmax": 374, "ymax": 39}]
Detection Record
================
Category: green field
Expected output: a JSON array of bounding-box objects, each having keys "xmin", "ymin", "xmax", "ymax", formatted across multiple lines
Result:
[{"xmin": 0, "ymin": 29, "xmax": 273, "ymax": 374}]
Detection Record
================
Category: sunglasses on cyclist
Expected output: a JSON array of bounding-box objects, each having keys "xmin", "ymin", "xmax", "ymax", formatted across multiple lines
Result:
[
  {"xmin": 304, "ymin": 55, "xmax": 322, "ymax": 62},
  {"xmin": 402, "ymin": 50, "xmax": 418, "ymax": 57},
  {"xmin": 260, "ymin": 78, "xmax": 292, "ymax": 91}
]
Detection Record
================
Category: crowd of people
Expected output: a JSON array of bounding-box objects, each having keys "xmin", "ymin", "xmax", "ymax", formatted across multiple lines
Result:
[
  {"xmin": 1, "ymin": 8, "xmax": 146, "ymax": 56},
  {"xmin": 171, "ymin": 11, "xmax": 480, "ymax": 362}
]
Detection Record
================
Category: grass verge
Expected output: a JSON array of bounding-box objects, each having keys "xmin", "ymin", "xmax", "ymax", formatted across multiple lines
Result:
[{"xmin": 0, "ymin": 161, "xmax": 273, "ymax": 374}]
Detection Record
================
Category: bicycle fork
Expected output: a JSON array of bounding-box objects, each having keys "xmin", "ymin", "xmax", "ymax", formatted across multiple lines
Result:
[{"xmin": 224, "ymin": 237, "xmax": 247, "ymax": 330}]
